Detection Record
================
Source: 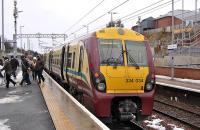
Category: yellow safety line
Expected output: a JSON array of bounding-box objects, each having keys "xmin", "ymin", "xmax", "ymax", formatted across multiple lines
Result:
[{"xmin": 40, "ymin": 82, "xmax": 75, "ymax": 130}]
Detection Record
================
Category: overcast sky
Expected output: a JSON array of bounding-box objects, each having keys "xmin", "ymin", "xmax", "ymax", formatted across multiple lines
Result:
[{"xmin": 0, "ymin": 0, "xmax": 198, "ymax": 52}]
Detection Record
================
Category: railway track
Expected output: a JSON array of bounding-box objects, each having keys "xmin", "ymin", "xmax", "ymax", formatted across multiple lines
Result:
[
  {"xmin": 153, "ymin": 100, "xmax": 200, "ymax": 130},
  {"xmin": 106, "ymin": 121, "xmax": 144, "ymax": 130}
]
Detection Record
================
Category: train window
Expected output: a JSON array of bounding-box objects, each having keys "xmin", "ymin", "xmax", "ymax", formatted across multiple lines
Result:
[
  {"xmin": 125, "ymin": 40, "xmax": 147, "ymax": 66},
  {"xmin": 67, "ymin": 53, "xmax": 72, "ymax": 68},
  {"xmin": 72, "ymin": 52, "xmax": 75, "ymax": 69},
  {"xmin": 78, "ymin": 46, "xmax": 84, "ymax": 72},
  {"xmin": 98, "ymin": 39, "xmax": 123, "ymax": 65}
]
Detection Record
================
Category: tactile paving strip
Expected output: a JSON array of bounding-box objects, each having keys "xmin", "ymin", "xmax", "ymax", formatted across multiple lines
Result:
[{"xmin": 40, "ymin": 82, "xmax": 75, "ymax": 130}]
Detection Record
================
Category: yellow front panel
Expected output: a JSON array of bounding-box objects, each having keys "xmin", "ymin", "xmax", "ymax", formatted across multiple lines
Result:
[
  {"xmin": 124, "ymin": 66, "xmax": 149, "ymax": 90},
  {"xmin": 100, "ymin": 66, "xmax": 125, "ymax": 92},
  {"xmin": 100, "ymin": 66, "xmax": 148, "ymax": 93}
]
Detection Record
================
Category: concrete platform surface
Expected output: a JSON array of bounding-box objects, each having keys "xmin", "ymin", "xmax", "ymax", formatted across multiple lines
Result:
[
  {"xmin": 0, "ymin": 76, "xmax": 55, "ymax": 130},
  {"xmin": 156, "ymin": 77, "xmax": 200, "ymax": 93}
]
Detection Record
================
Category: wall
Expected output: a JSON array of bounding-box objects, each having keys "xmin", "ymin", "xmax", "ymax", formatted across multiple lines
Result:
[
  {"xmin": 155, "ymin": 16, "xmax": 182, "ymax": 28},
  {"xmin": 155, "ymin": 67, "xmax": 200, "ymax": 80}
]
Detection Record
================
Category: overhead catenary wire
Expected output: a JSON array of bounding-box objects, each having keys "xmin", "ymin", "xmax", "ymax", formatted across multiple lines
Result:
[
  {"xmin": 69, "ymin": 0, "xmax": 177, "ymax": 37},
  {"xmin": 65, "ymin": 0, "xmax": 190, "ymax": 44},
  {"xmin": 65, "ymin": 3, "xmax": 196, "ymax": 42},
  {"xmin": 121, "ymin": 0, "xmax": 183, "ymax": 24},
  {"xmin": 67, "ymin": 0, "xmax": 174, "ymax": 40},
  {"xmin": 82, "ymin": 0, "xmax": 184, "ymax": 37},
  {"xmin": 68, "ymin": 0, "xmax": 130, "ymax": 38},
  {"xmin": 88, "ymin": 0, "xmax": 178, "ymax": 32},
  {"xmin": 121, "ymin": 0, "xmax": 178, "ymax": 22},
  {"xmin": 120, "ymin": 0, "xmax": 165, "ymax": 20},
  {"xmin": 87, "ymin": 0, "xmax": 130, "ymax": 25},
  {"xmin": 63, "ymin": 0, "xmax": 105, "ymax": 34}
]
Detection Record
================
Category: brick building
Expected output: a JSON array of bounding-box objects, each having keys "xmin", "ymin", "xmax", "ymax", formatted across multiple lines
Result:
[{"xmin": 154, "ymin": 16, "xmax": 182, "ymax": 28}]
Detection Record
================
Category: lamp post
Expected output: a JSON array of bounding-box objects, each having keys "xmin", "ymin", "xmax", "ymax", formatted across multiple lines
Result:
[
  {"xmin": 1, "ymin": 0, "xmax": 4, "ymax": 53},
  {"xmin": 171, "ymin": 0, "xmax": 175, "ymax": 79},
  {"xmin": 181, "ymin": 0, "xmax": 184, "ymax": 46},
  {"xmin": 13, "ymin": 0, "xmax": 23, "ymax": 57},
  {"xmin": 83, "ymin": 25, "xmax": 89, "ymax": 34},
  {"xmin": 20, "ymin": 26, "xmax": 24, "ymax": 54}
]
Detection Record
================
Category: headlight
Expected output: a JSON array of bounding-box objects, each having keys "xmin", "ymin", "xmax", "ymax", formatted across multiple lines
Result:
[
  {"xmin": 145, "ymin": 83, "xmax": 153, "ymax": 91},
  {"xmin": 97, "ymin": 83, "xmax": 106, "ymax": 91}
]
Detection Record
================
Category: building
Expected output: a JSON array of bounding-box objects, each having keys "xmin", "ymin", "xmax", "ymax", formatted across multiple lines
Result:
[
  {"xmin": 132, "ymin": 17, "xmax": 155, "ymax": 33},
  {"xmin": 154, "ymin": 16, "xmax": 182, "ymax": 28},
  {"xmin": 132, "ymin": 10, "xmax": 200, "ymax": 34}
]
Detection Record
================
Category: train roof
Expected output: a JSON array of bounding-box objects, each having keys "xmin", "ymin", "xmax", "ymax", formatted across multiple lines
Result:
[
  {"xmin": 96, "ymin": 27, "xmax": 145, "ymax": 41},
  {"xmin": 55, "ymin": 27, "xmax": 145, "ymax": 50}
]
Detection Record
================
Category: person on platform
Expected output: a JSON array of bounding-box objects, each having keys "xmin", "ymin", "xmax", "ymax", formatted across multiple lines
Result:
[
  {"xmin": 35, "ymin": 55, "xmax": 45, "ymax": 84},
  {"xmin": 20, "ymin": 55, "xmax": 31, "ymax": 86},
  {"xmin": 31, "ymin": 57, "xmax": 37, "ymax": 80},
  {"xmin": 0, "ymin": 59, "xmax": 3, "ymax": 78},
  {"xmin": 10, "ymin": 55, "xmax": 19, "ymax": 79},
  {"xmin": 0, "ymin": 57, "xmax": 16, "ymax": 88}
]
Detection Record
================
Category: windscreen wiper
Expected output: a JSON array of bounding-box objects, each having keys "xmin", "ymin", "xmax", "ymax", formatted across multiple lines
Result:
[
  {"xmin": 126, "ymin": 51, "xmax": 140, "ymax": 69},
  {"xmin": 102, "ymin": 57, "xmax": 120, "ymax": 65}
]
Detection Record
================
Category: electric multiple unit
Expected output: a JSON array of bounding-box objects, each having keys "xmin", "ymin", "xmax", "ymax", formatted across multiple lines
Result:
[{"xmin": 44, "ymin": 27, "xmax": 155, "ymax": 122}]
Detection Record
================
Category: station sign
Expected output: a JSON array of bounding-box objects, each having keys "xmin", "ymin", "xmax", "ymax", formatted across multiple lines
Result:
[
  {"xmin": 4, "ymin": 40, "xmax": 15, "ymax": 43},
  {"xmin": 167, "ymin": 44, "xmax": 177, "ymax": 50}
]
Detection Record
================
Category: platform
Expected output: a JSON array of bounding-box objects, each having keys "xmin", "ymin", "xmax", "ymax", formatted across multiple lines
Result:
[
  {"xmin": 156, "ymin": 76, "xmax": 200, "ymax": 93},
  {"xmin": 0, "ymin": 70, "xmax": 109, "ymax": 130},
  {"xmin": 0, "ymin": 74, "xmax": 55, "ymax": 130},
  {"xmin": 41, "ymin": 72, "xmax": 109, "ymax": 130}
]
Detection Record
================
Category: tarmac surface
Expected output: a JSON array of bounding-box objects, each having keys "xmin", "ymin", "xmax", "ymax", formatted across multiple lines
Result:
[{"xmin": 0, "ymin": 71, "xmax": 55, "ymax": 130}]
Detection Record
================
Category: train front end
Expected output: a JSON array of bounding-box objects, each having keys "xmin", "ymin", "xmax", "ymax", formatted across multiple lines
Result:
[{"xmin": 92, "ymin": 27, "xmax": 155, "ymax": 121}]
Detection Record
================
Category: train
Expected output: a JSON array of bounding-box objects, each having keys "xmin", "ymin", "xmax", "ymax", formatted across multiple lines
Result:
[{"xmin": 44, "ymin": 26, "xmax": 155, "ymax": 122}]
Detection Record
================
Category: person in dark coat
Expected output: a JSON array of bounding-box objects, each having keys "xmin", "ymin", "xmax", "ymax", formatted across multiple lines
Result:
[
  {"xmin": 0, "ymin": 59, "xmax": 3, "ymax": 66},
  {"xmin": 10, "ymin": 55, "xmax": 19, "ymax": 79},
  {"xmin": 0, "ymin": 59, "xmax": 3, "ymax": 78},
  {"xmin": 35, "ymin": 55, "xmax": 45, "ymax": 84},
  {"xmin": 20, "ymin": 55, "xmax": 31, "ymax": 86},
  {"xmin": 31, "ymin": 57, "xmax": 37, "ymax": 80},
  {"xmin": 0, "ymin": 57, "xmax": 16, "ymax": 88}
]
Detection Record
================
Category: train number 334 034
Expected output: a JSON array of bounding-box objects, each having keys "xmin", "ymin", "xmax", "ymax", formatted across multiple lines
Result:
[{"xmin": 126, "ymin": 78, "xmax": 144, "ymax": 83}]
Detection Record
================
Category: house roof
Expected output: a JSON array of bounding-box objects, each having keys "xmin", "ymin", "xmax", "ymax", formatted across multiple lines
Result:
[{"xmin": 156, "ymin": 10, "xmax": 200, "ymax": 22}]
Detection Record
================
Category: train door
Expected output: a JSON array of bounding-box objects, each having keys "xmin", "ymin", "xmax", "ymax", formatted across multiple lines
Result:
[
  {"xmin": 77, "ymin": 43, "xmax": 85, "ymax": 104},
  {"xmin": 70, "ymin": 43, "xmax": 82, "ymax": 90},
  {"xmin": 78, "ymin": 45, "xmax": 84, "ymax": 83},
  {"xmin": 49, "ymin": 51, "xmax": 53, "ymax": 72},
  {"xmin": 60, "ymin": 46, "xmax": 65, "ymax": 80},
  {"xmin": 65, "ymin": 44, "xmax": 70, "ymax": 84}
]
